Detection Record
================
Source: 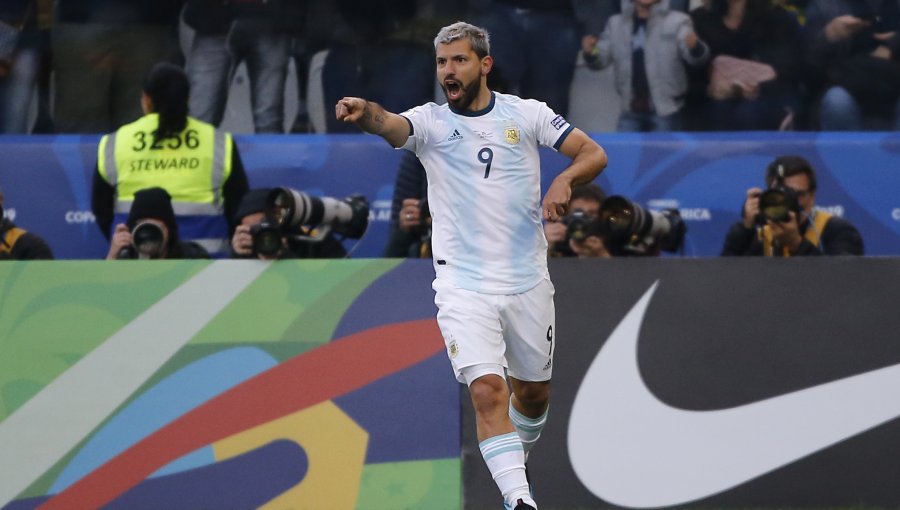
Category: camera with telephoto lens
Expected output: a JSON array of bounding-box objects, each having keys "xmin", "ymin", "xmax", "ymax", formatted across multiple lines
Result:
[
  {"xmin": 597, "ymin": 195, "xmax": 686, "ymax": 256},
  {"xmin": 755, "ymin": 186, "xmax": 801, "ymax": 225},
  {"xmin": 252, "ymin": 187, "xmax": 370, "ymax": 257},
  {"xmin": 117, "ymin": 221, "xmax": 166, "ymax": 259}
]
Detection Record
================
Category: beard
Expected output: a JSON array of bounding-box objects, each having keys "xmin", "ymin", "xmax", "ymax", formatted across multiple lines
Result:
[{"xmin": 442, "ymin": 74, "xmax": 482, "ymax": 111}]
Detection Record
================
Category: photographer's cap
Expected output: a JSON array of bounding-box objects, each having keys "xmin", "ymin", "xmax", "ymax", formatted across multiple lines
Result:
[
  {"xmin": 127, "ymin": 187, "xmax": 178, "ymax": 234},
  {"xmin": 234, "ymin": 188, "xmax": 272, "ymax": 223}
]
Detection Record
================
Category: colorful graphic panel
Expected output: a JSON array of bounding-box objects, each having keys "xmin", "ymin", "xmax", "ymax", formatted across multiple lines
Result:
[{"xmin": 0, "ymin": 259, "xmax": 461, "ymax": 510}]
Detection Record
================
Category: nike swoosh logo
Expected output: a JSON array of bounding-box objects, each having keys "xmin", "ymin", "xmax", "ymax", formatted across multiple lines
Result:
[{"xmin": 569, "ymin": 281, "xmax": 900, "ymax": 508}]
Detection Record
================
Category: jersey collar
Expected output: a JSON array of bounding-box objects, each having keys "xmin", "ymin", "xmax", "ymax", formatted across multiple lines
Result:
[{"xmin": 449, "ymin": 91, "xmax": 496, "ymax": 117}]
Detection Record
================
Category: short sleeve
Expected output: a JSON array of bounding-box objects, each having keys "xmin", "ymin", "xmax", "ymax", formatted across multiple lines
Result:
[
  {"xmin": 533, "ymin": 102, "xmax": 575, "ymax": 151},
  {"xmin": 399, "ymin": 104, "xmax": 433, "ymax": 154}
]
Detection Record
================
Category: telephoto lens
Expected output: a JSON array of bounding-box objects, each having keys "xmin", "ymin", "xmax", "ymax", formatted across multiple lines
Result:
[{"xmin": 130, "ymin": 222, "xmax": 165, "ymax": 258}]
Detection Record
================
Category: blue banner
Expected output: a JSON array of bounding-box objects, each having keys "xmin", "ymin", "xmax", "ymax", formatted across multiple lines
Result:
[{"xmin": 1, "ymin": 132, "xmax": 898, "ymax": 259}]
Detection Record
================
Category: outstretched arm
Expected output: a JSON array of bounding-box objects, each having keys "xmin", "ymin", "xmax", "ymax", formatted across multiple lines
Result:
[
  {"xmin": 335, "ymin": 97, "xmax": 411, "ymax": 148},
  {"xmin": 542, "ymin": 128, "xmax": 608, "ymax": 221}
]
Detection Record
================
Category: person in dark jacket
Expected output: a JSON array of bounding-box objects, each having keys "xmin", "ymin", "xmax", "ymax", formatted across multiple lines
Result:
[
  {"xmin": 721, "ymin": 155, "xmax": 863, "ymax": 256},
  {"xmin": 803, "ymin": 0, "xmax": 900, "ymax": 130},
  {"xmin": 688, "ymin": 0, "xmax": 804, "ymax": 130},
  {"xmin": 106, "ymin": 187, "xmax": 210, "ymax": 260},
  {"xmin": 230, "ymin": 188, "xmax": 348, "ymax": 260},
  {"xmin": 0, "ymin": 184, "xmax": 53, "ymax": 260},
  {"xmin": 52, "ymin": 0, "xmax": 182, "ymax": 133}
]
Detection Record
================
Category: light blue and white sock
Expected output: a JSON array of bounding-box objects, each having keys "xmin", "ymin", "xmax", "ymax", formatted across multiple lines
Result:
[
  {"xmin": 479, "ymin": 432, "xmax": 535, "ymax": 507},
  {"xmin": 509, "ymin": 397, "xmax": 548, "ymax": 459}
]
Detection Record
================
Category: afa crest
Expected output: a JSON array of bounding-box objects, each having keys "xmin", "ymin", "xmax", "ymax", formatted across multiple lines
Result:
[{"xmin": 505, "ymin": 127, "xmax": 520, "ymax": 145}]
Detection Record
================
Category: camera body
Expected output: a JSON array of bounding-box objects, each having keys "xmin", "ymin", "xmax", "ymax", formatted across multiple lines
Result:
[
  {"xmin": 249, "ymin": 221, "xmax": 285, "ymax": 257},
  {"xmin": 564, "ymin": 209, "xmax": 601, "ymax": 243},
  {"xmin": 597, "ymin": 195, "xmax": 686, "ymax": 256},
  {"xmin": 755, "ymin": 186, "xmax": 801, "ymax": 225}
]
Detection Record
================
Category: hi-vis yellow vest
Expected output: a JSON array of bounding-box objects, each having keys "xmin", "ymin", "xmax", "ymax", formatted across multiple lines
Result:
[
  {"xmin": 761, "ymin": 211, "xmax": 832, "ymax": 256},
  {"xmin": 97, "ymin": 114, "xmax": 233, "ymax": 253}
]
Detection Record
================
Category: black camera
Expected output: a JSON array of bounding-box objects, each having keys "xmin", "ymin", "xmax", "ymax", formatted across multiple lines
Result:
[
  {"xmin": 597, "ymin": 195, "xmax": 686, "ymax": 256},
  {"xmin": 261, "ymin": 187, "xmax": 370, "ymax": 248},
  {"xmin": 117, "ymin": 221, "xmax": 165, "ymax": 259},
  {"xmin": 564, "ymin": 209, "xmax": 601, "ymax": 243},
  {"xmin": 249, "ymin": 222, "xmax": 285, "ymax": 257},
  {"xmin": 755, "ymin": 186, "xmax": 801, "ymax": 225}
]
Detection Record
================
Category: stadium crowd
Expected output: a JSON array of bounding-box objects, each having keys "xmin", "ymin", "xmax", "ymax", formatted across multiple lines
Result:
[
  {"xmin": 0, "ymin": 0, "xmax": 888, "ymax": 259},
  {"xmin": 2, "ymin": 0, "xmax": 900, "ymax": 135}
]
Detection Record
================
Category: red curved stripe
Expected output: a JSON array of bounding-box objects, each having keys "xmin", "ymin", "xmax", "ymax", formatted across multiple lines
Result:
[{"xmin": 39, "ymin": 319, "xmax": 444, "ymax": 510}]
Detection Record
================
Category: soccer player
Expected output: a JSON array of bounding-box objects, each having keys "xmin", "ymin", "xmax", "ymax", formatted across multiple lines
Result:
[{"xmin": 335, "ymin": 21, "xmax": 607, "ymax": 510}]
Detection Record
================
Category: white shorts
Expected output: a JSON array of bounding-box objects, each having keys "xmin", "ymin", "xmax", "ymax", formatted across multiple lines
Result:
[{"xmin": 432, "ymin": 278, "xmax": 556, "ymax": 384}]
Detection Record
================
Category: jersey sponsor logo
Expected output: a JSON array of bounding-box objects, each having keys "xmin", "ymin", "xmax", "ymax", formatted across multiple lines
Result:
[
  {"xmin": 447, "ymin": 129, "xmax": 463, "ymax": 142},
  {"xmin": 505, "ymin": 127, "xmax": 520, "ymax": 145},
  {"xmin": 570, "ymin": 281, "xmax": 900, "ymax": 507},
  {"xmin": 550, "ymin": 114, "xmax": 567, "ymax": 130}
]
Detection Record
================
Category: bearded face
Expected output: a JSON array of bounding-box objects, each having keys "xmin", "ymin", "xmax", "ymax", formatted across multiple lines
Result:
[{"xmin": 436, "ymin": 39, "xmax": 490, "ymax": 111}]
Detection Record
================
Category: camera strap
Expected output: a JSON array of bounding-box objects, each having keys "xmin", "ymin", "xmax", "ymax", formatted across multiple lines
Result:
[
  {"xmin": 760, "ymin": 210, "xmax": 832, "ymax": 256},
  {"xmin": 0, "ymin": 226, "xmax": 26, "ymax": 254}
]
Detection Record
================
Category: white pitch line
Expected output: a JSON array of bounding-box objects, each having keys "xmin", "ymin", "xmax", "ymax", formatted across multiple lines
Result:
[{"xmin": 0, "ymin": 260, "xmax": 269, "ymax": 506}]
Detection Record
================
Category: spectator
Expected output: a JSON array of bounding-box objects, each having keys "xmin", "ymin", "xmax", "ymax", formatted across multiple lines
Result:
[
  {"xmin": 688, "ymin": 0, "xmax": 803, "ymax": 130},
  {"xmin": 181, "ymin": 0, "xmax": 232, "ymax": 129},
  {"xmin": 318, "ymin": 0, "xmax": 435, "ymax": 133},
  {"xmin": 0, "ymin": 183, "xmax": 53, "ymax": 259},
  {"xmin": 0, "ymin": 0, "xmax": 53, "ymax": 134},
  {"xmin": 804, "ymin": 0, "xmax": 900, "ymax": 131},
  {"xmin": 52, "ymin": 0, "xmax": 181, "ymax": 133},
  {"xmin": 472, "ymin": 0, "xmax": 606, "ymax": 116},
  {"xmin": 182, "ymin": 0, "xmax": 303, "ymax": 133},
  {"xmin": 721, "ymin": 155, "xmax": 864, "ymax": 256},
  {"xmin": 383, "ymin": 151, "xmax": 430, "ymax": 258},
  {"xmin": 230, "ymin": 188, "xmax": 347, "ymax": 259},
  {"xmin": 92, "ymin": 62, "xmax": 249, "ymax": 257},
  {"xmin": 582, "ymin": 0, "xmax": 709, "ymax": 132},
  {"xmin": 545, "ymin": 182, "xmax": 606, "ymax": 256},
  {"xmin": 107, "ymin": 187, "xmax": 209, "ymax": 260}
]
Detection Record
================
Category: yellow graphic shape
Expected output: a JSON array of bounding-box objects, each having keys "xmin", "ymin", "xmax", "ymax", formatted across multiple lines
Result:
[{"xmin": 213, "ymin": 401, "xmax": 369, "ymax": 510}]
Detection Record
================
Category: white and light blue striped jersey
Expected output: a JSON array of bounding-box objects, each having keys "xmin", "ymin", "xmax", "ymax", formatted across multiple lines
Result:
[{"xmin": 400, "ymin": 91, "xmax": 574, "ymax": 294}]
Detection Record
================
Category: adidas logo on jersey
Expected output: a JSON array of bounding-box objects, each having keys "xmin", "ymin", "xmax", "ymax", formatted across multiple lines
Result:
[{"xmin": 447, "ymin": 129, "xmax": 463, "ymax": 141}]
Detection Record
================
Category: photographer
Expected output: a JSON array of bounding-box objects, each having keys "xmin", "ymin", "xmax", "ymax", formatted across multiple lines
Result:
[
  {"xmin": 231, "ymin": 188, "xmax": 349, "ymax": 260},
  {"xmin": 383, "ymin": 151, "xmax": 431, "ymax": 258},
  {"xmin": 546, "ymin": 182, "xmax": 607, "ymax": 257},
  {"xmin": 570, "ymin": 194, "xmax": 686, "ymax": 257},
  {"xmin": 566, "ymin": 211, "xmax": 612, "ymax": 258},
  {"xmin": 0, "ymin": 184, "xmax": 53, "ymax": 260},
  {"xmin": 107, "ymin": 187, "xmax": 210, "ymax": 260},
  {"xmin": 721, "ymin": 155, "xmax": 864, "ymax": 256}
]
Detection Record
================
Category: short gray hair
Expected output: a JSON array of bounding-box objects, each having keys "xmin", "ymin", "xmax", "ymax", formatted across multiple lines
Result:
[{"xmin": 434, "ymin": 21, "xmax": 490, "ymax": 59}]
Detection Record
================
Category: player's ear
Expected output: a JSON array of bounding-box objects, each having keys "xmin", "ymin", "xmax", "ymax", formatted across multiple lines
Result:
[{"xmin": 481, "ymin": 55, "xmax": 493, "ymax": 76}]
